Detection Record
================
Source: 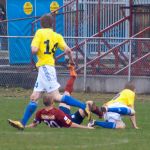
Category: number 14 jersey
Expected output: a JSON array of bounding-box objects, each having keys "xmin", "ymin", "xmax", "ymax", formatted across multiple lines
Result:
[{"xmin": 31, "ymin": 28, "xmax": 67, "ymax": 67}]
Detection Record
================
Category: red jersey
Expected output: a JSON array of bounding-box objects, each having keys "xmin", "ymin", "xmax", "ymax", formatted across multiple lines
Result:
[{"xmin": 34, "ymin": 107, "xmax": 72, "ymax": 128}]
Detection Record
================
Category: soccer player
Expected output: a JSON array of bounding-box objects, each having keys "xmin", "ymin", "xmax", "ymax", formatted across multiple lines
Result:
[
  {"xmin": 26, "ymin": 94, "xmax": 94, "ymax": 129},
  {"xmin": 8, "ymin": 14, "xmax": 90, "ymax": 130},
  {"xmin": 88, "ymin": 82, "xmax": 139, "ymax": 129}
]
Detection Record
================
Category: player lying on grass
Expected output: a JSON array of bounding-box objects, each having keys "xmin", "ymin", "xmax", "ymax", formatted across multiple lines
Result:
[
  {"xmin": 27, "ymin": 64, "xmax": 103, "ymax": 128},
  {"xmin": 88, "ymin": 82, "xmax": 139, "ymax": 129},
  {"xmin": 26, "ymin": 94, "xmax": 94, "ymax": 129},
  {"xmin": 8, "ymin": 14, "xmax": 91, "ymax": 130}
]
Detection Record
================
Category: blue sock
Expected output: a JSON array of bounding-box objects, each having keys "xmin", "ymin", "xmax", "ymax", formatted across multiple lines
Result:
[
  {"xmin": 108, "ymin": 107, "xmax": 131, "ymax": 115},
  {"xmin": 94, "ymin": 120, "xmax": 116, "ymax": 129},
  {"xmin": 21, "ymin": 101, "xmax": 38, "ymax": 126},
  {"xmin": 61, "ymin": 95, "xmax": 86, "ymax": 110}
]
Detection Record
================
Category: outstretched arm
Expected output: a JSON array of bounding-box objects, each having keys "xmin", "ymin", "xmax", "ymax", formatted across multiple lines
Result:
[
  {"xmin": 130, "ymin": 115, "xmax": 139, "ymax": 129},
  {"xmin": 26, "ymin": 122, "xmax": 38, "ymax": 128},
  {"xmin": 70, "ymin": 122, "xmax": 94, "ymax": 129}
]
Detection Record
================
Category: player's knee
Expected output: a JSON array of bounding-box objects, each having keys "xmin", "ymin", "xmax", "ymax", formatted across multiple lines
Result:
[
  {"xmin": 63, "ymin": 91, "xmax": 70, "ymax": 96},
  {"xmin": 130, "ymin": 109, "xmax": 135, "ymax": 115},
  {"xmin": 86, "ymin": 101, "xmax": 94, "ymax": 106},
  {"xmin": 30, "ymin": 94, "xmax": 39, "ymax": 101},
  {"xmin": 116, "ymin": 121, "xmax": 126, "ymax": 129},
  {"xmin": 51, "ymin": 93, "xmax": 62, "ymax": 102},
  {"xmin": 78, "ymin": 109, "xmax": 85, "ymax": 118}
]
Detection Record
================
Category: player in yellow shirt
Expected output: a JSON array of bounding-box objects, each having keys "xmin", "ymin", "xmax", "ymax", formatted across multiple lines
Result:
[
  {"xmin": 8, "ymin": 14, "xmax": 90, "ymax": 130},
  {"xmin": 88, "ymin": 82, "xmax": 139, "ymax": 129}
]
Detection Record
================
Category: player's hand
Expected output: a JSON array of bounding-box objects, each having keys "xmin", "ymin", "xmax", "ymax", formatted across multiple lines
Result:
[
  {"xmin": 88, "ymin": 126, "xmax": 95, "ymax": 129},
  {"xmin": 25, "ymin": 125, "xmax": 29, "ymax": 128},
  {"xmin": 134, "ymin": 126, "xmax": 140, "ymax": 129}
]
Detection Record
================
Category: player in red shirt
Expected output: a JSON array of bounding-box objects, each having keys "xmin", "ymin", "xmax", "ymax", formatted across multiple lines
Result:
[{"xmin": 26, "ymin": 94, "xmax": 93, "ymax": 129}]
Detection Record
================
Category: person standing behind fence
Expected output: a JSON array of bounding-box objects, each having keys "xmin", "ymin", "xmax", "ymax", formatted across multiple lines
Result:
[
  {"xmin": 0, "ymin": 4, "xmax": 5, "ymax": 50},
  {"xmin": 8, "ymin": 14, "xmax": 91, "ymax": 130}
]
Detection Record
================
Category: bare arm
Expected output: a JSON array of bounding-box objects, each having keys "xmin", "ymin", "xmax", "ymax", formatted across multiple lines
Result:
[
  {"xmin": 130, "ymin": 115, "xmax": 139, "ymax": 129},
  {"xmin": 64, "ymin": 46, "xmax": 75, "ymax": 65},
  {"xmin": 31, "ymin": 46, "xmax": 39, "ymax": 54},
  {"xmin": 70, "ymin": 122, "xmax": 94, "ymax": 129}
]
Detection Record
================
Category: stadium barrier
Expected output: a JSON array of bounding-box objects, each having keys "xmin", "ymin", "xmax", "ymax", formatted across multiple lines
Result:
[{"xmin": 0, "ymin": 36, "xmax": 149, "ymax": 92}]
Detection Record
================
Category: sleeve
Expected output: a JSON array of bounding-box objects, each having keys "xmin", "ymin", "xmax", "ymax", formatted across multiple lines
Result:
[
  {"xmin": 127, "ymin": 92, "xmax": 135, "ymax": 108},
  {"xmin": 57, "ymin": 34, "xmax": 67, "ymax": 50},
  {"xmin": 33, "ymin": 111, "xmax": 42, "ymax": 124},
  {"xmin": 56, "ymin": 109, "xmax": 72, "ymax": 127},
  {"xmin": 31, "ymin": 30, "xmax": 42, "ymax": 48}
]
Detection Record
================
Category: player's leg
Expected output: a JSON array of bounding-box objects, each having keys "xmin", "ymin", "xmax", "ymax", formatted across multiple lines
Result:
[
  {"xmin": 88, "ymin": 120, "xmax": 125, "ymax": 129},
  {"xmin": 101, "ymin": 104, "xmax": 135, "ymax": 115},
  {"xmin": 64, "ymin": 76, "xmax": 76, "ymax": 95},
  {"xmin": 59, "ymin": 103, "xmax": 71, "ymax": 116},
  {"xmin": 88, "ymin": 111, "xmax": 124, "ymax": 129},
  {"xmin": 64, "ymin": 63, "xmax": 77, "ymax": 95},
  {"xmin": 86, "ymin": 101, "xmax": 103, "ymax": 118},
  {"xmin": 8, "ymin": 69, "xmax": 44, "ymax": 129},
  {"xmin": 71, "ymin": 109, "xmax": 85, "ymax": 124},
  {"xmin": 107, "ymin": 107, "xmax": 133, "ymax": 115},
  {"xmin": 48, "ymin": 90, "xmax": 86, "ymax": 110},
  {"xmin": 88, "ymin": 120, "xmax": 116, "ymax": 129},
  {"xmin": 8, "ymin": 91, "xmax": 41, "ymax": 130},
  {"xmin": 19, "ymin": 67, "xmax": 47, "ymax": 126},
  {"xmin": 20, "ymin": 91, "xmax": 41, "ymax": 126},
  {"xmin": 45, "ymin": 65, "xmax": 85, "ymax": 111},
  {"xmin": 43, "ymin": 65, "xmax": 91, "ymax": 120},
  {"xmin": 68, "ymin": 63, "xmax": 77, "ymax": 77},
  {"xmin": 115, "ymin": 121, "xmax": 126, "ymax": 129},
  {"xmin": 69, "ymin": 101, "xmax": 102, "ymax": 124}
]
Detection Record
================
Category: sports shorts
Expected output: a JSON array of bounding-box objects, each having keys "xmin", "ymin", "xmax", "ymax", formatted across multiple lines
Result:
[
  {"xmin": 34, "ymin": 65, "xmax": 60, "ymax": 93},
  {"xmin": 59, "ymin": 106, "xmax": 84, "ymax": 125},
  {"xmin": 103, "ymin": 102, "xmax": 132, "ymax": 123}
]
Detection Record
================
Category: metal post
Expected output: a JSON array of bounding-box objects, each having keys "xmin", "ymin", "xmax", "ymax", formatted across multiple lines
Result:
[
  {"xmin": 35, "ymin": 0, "xmax": 38, "ymax": 30},
  {"xmin": 129, "ymin": 0, "xmax": 133, "ymax": 37},
  {"xmin": 75, "ymin": 0, "xmax": 79, "ymax": 67},
  {"xmin": 83, "ymin": 39, "xmax": 87, "ymax": 92},
  {"xmin": 128, "ymin": 39, "xmax": 132, "ymax": 81},
  {"xmin": 83, "ymin": 0, "xmax": 87, "ymax": 37}
]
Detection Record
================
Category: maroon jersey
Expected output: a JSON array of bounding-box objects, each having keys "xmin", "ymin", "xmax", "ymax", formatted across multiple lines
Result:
[{"xmin": 34, "ymin": 107, "xmax": 72, "ymax": 128}]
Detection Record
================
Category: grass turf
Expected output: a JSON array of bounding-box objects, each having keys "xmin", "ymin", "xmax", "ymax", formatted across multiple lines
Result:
[{"xmin": 0, "ymin": 88, "xmax": 150, "ymax": 150}]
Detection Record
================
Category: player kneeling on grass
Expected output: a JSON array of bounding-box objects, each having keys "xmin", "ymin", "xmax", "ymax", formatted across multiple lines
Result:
[
  {"xmin": 88, "ymin": 82, "xmax": 139, "ymax": 129},
  {"xmin": 26, "ymin": 94, "xmax": 93, "ymax": 129}
]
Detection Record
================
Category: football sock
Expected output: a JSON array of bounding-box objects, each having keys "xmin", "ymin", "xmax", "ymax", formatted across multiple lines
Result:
[
  {"xmin": 65, "ymin": 76, "xmax": 76, "ymax": 95},
  {"xmin": 61, "ymin": 95, "xmax": 86, "ymax": 110},
  {"xmin": 94, "ymin": 120, "xmax": 116, "ymax": 129},
  {"xmin": 21, "ymin": 101, "xmax": 38, "ymax": 126},
  {"xmin": 108, "ymin": 107, "xmax": 131, "ymax": 115},
  {"xmin": 91, "ymin": 106, "xmax": 103, "ymax": 118},
  {"xmin": 69, "ymin": 64, "xmax": 77, "ymax": 77}
]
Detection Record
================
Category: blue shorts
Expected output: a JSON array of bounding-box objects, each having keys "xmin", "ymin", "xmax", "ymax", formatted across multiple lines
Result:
[{"xmin": 59, "ymin": 106, "xmax": 84, "ymax": 124}]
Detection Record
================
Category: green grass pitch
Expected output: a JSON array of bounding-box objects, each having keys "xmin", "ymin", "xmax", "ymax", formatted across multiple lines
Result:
[{"xmin": 0, "ymin": 88, "xmax": 150, "ymax": 150}]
